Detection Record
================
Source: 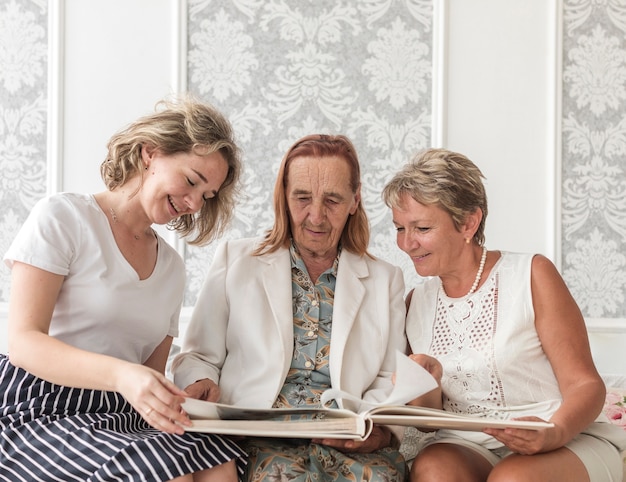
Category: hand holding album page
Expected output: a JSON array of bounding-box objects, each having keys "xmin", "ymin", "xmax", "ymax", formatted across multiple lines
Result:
[{"xmin": 321, "ymin": 350, "xmax": 439, "ymax": 411}]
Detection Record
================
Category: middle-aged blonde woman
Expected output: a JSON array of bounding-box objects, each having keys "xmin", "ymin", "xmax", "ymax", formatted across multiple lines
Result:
[
  {"xmin": 382, "ymin": 148, "xmax": 626, "ymax": 482},
  {"xmin": 173, "ymin": 134, "xmax": 409, "ymax": 482}
]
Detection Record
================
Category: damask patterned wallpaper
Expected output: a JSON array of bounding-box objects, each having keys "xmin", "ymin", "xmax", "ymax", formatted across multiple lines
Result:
[
  {"xmin": 561, "ymin": 0, "xmax": 626, "ymax": 320},
  {"xmin": 1, "ymin": 1, "xmax": 625, "ymax": 326},
  {"xmin": 183, "ymin": 0, "xmax": 433, "ymax": 305},
  {"xmin": 0, "ymin": 0, "xmax": 48, "ymax": 302}
]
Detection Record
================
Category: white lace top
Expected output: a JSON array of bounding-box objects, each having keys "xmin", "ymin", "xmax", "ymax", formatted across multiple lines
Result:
[{"xmin": 406, "ymin": 251, "xmax": 562, "ymax": 448}]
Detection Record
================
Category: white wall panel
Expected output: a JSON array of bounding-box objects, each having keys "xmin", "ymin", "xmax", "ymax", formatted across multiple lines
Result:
[
  {"xmin": 1, "ymin": 0, "xmax": 623, "ymax": 380},
  {"xmin": 445, "ymin": 0, "xmax": 556, "ymax": 259},
  {"xmin": 62, "ymin": 0, "xmax": 177, "ymax": 195}
]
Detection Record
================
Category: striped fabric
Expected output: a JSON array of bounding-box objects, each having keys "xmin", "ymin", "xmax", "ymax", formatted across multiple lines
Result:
[{"xmin": 0, "ymin": 355, "xmax": 246, "ymax": 481}]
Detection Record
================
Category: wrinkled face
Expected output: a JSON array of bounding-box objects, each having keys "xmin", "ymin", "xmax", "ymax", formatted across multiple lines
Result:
[
  {"xmin": 391, "ymin": 192, "xmax": 465, "ymax": 278},
  {"xmin": 286, "ymin": 155, "xmax": 360, "ymax": 259},
  {"xmin": 141, "ymin": 146, "xmax": 228, "ymax": 225}
]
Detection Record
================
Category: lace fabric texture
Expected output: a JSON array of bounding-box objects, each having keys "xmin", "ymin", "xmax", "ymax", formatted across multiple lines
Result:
[{"xmin": 407, "ymin": 252, "xmax": 562, "ymax": 447}]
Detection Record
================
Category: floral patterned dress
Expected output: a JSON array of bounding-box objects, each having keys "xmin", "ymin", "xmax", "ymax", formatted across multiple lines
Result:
[{"xmin": 242, "ymin": 244, "xmax": 406, "ymax": 482}]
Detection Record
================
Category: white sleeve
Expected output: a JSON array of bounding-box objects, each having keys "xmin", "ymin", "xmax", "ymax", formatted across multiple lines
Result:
[
  {"xmin": 171, "ymin": 239, "xmax": 231, "ymax": 389},
  {"xmin": 4, "ymin": 195, "xmax": 80, "ymax": 275}
]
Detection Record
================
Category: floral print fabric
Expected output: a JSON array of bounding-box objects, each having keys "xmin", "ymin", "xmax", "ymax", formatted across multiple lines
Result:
[
  {"xmin": 243, "ymin": 438, "xmax": 406, "ymax": 482},
  {"xmin": 242, "ymin": 243, "xmax": 406, "ymax": 482}
]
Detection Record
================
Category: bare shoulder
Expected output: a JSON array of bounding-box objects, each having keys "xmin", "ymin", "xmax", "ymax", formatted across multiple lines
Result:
[
  {"xmin": 530, "ymin": 254, "xmax": 565, "ymax": 288},
  {"xmin": 530, "ymin": 253, "xmax": 557, "ymax": 273},
  {"xmin": 530, "ymin": 253, "xmax": 582, "ymax": 319}
]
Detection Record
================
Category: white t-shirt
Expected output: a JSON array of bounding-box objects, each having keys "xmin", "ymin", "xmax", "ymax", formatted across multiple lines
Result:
[{"xmin": 3, "ymin": 193, "xmax": 185, "ymax": 364}]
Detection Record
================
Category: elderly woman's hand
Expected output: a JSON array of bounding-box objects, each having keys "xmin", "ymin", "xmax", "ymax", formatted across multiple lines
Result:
[
  {"xmin": 311, "ymin": 425, "xmax": 394, "ymax": 453},
  {"xmin": 184, "ymin": 378, "xmax": 221, "ymax": 402}
]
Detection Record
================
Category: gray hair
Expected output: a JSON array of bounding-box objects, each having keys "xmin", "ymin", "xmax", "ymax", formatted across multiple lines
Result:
[{"xmin": 382, "ymin": 148, "xmax": 488, "ymax": 246}]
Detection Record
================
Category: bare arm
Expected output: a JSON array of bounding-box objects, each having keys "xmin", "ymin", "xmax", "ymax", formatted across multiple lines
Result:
[
  {"xmin": 7, "ymin": 262, "xmax": 191, "ymax": 434},
  {"xmin": 144, "ymin": 336, "xmax": 174, "ymax": 374},
  {"xmin": 7, "ymin": 262, "xmax": 119, "ymax": 386},
  {"xmin": 485, "ymin": 255, "xmax": 605, "ymax": 454},
  {"xmin": 531, "ymin": 255, "xmax": 605, "ymax": 445}
]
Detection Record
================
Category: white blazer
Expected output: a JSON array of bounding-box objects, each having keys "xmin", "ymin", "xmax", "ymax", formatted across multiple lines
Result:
[{"xmin": 172, "ymin": 237, "xmax": 408, "ymax": 412}]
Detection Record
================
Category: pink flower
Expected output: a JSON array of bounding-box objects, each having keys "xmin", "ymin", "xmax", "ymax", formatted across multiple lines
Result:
[
  {"xmin": 605, "ymin": 391, "xmax": 623, "ymax": 406},
  {"xmin": 604, "ymin": 404, "xmax": 626, "ymax": 427},
  {"xmin": 603, "ymin": 390, "xmax": 626, "ymax": 429}
]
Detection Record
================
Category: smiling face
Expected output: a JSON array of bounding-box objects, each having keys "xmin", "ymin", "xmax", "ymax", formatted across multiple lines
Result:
[
  {"xmin": 392, "ymin": 192, "xmax": 469, "ymax": 279},
  {"xmin": 141, "ymin": 146, "xmax": 229, "ymax": 225},
  {"xmin": 286, "ymin": 155, "xmax": 360, "ymax": 262}
]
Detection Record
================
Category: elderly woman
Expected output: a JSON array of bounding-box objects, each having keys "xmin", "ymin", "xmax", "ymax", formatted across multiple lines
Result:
[
  {"xmin": 382, "ymin": 148, "xmax": 626, "ymax": 482},
  {"xmin": 173, "ymin": 134, "xmax": 409, "ymax": 481}
]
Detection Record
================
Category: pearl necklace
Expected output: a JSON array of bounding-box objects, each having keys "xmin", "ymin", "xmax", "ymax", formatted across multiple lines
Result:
[{"xmin": 441, "ymin": 246, "xmax": 488, "ymax": 298}]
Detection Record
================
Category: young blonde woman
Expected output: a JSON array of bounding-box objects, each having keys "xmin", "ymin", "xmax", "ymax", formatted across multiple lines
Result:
[{"xmin": 1, "ymin": 97, "xmax": 246, "ymax": 481}]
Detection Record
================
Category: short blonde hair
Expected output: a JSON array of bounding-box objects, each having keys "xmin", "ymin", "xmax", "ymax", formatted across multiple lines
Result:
[
  {"xmin": 382, "ymin": 148, "xmax": 488, "ymax": 246},
  {"xmin": 100, "ymin": 95, "xmax": 241, "ymax": 245},
  {"xmin": 254, "ymin": 134, "xmax": 370, "ymax": 257}
]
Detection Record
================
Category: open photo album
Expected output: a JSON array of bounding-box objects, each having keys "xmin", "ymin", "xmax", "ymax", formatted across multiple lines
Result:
[{"xmin": 181, "ymin": 351, "xmax": 553, "ymax": 440}]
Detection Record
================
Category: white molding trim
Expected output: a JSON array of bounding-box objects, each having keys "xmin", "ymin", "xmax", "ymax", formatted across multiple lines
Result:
[
  {"xmin": 153, "ymin": 0, "xmax": 190, "ymax": 256},
  {"xmin": 431, "ymin": 0, "xmax": 447, "ymax": 148},
  {"xmin": 47, "ymin": 0, "xmax": 64, "ymax": 194},
  {"xmin": 546, "ymin": 0, "xmax": 563, "ymax": 271},
  {"xmin": 169, "ymin": 0, "xmax": 188, "ymax": 258},
  {"xmin": 174, "ymin": 0, "xmax": 187, "ymax": 94},
  {"xmin": 553, "ymin": 0, "xmax": 564, "ymax": 270},
  {"xmin": 585, "ymin": 318, "xmax": 626, "ymax": 334}
]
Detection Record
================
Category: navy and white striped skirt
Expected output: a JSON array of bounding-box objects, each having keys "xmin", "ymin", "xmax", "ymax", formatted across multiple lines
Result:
[{"xmin": 0, "ymin": 354, "xmax": 246, "ymax": 481}]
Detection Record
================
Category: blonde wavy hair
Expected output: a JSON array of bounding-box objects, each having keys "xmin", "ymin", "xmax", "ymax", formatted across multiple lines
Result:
[{"xmin": 100, "ymin": 95, "xmax": 241, "ymax": 246}]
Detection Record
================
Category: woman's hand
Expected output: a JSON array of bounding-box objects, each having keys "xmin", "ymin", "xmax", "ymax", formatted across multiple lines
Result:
[
  {"xmin": 483, "ymin": 417, "xmax": 566, "ymax": 455},
  {"xmin": 312, "ymin": 425, "xmax": 393, "ymax": 453},
  {"xmin": 406, "ymin": 353, "xmax": 443, "ymax": 410},
  {"xmin": 184, "ymin": 378, "xmax": 221, "ymax": 402},
  {"xmin": 408, "ymin": 353, "xmax": 443, "ymax": 383},
  {"xmin": 115, "ymin": 363, "xmax": 192, "ymax": 435}
]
